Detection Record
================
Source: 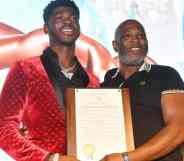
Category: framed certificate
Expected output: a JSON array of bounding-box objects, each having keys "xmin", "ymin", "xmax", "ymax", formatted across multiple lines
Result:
[{"xmin": 66, "ymin": 88, "xmax": 134, "ymax": 161}]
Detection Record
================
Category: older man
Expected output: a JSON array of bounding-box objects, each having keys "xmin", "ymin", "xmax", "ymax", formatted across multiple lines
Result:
[{"xmin": 101, "ymin": 19, "xmax": 184, "ymax": 161}]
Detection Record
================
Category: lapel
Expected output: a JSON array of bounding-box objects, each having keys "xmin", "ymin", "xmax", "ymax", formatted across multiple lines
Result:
[{"xmin": 40, "ymin": 48, "xmax": 90, "ymax": 110}]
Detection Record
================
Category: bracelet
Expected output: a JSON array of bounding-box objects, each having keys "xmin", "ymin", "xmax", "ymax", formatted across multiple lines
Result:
[
  {"xmin": 122, "ymin": 152, "xmax": 130, "ymax": 161},
  {"xmin": 52, "ymin": 153, "xmax": 60, "ymax": 161}
]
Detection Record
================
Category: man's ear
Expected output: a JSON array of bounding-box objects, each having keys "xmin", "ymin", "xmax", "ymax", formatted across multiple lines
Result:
[
  {"xmin": 43, "ymin": 24, "xmax": 48, "ymax": 34},
  {"xmin": 112, "ymin": 40, "xmax": 118, "ymax": 52}
]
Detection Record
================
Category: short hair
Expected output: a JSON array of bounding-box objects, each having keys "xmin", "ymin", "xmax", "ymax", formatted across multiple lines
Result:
[
  {"xmin": 43, "ymin": 0, "xmax": 80, "ymax": 23},
  {"xmin": 115, "ymin": 19, "xmax": 146, "ymax": 40}
]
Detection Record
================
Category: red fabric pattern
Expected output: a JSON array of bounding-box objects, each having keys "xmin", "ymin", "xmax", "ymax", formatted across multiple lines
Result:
[{"xmin": 0, "ymin": 57, "xmax": 99, "ymax": 161}]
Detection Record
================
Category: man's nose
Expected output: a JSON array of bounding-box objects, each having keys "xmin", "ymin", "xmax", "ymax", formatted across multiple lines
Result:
[
  {"xmin": 130, "ymin": 35, "xmax": 139, "ymax": 42},
  {"xmin": 63, "ymin": 19, "xmax": 72, "ymax": 25}
]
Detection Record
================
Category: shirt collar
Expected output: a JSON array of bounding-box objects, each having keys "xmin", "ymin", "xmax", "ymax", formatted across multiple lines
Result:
[
  {"xmin": 139, "ymin": 62, "xmax": 151, "ymax": 72},
  {"xmin": 41, "ymin": 47, "xmax": 89, "ymax": 86},
  {"xmin": 112, "ymin": 63, "xmax": 151, "ymax": 79}
]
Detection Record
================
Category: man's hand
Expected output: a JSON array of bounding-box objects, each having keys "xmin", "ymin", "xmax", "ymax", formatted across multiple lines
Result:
[
  {"xmin": 59, "ymin": 155, "xmax": 80, "ymax": 161},
  {"xmin": 47, "ymin": 153, "xmax": 80, "ymax": 161},
  {"xmin": 100, "ymin": 153, "xmax": 123, "ymax": 161}
]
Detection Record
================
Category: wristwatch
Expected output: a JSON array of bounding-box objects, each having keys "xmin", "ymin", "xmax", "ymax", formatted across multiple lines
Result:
[{"xmin": 122, "ymin": 152, "xmax": 130, "ymax": 161}]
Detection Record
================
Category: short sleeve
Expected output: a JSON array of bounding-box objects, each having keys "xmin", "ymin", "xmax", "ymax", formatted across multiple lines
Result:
[{"xmin": 161, "ymin": 66, "xmax": 184, "ymax": 95}]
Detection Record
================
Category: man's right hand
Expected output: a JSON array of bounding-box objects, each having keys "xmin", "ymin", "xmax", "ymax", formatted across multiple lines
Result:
[
  {"xmin": 47, "ymin": 153, "xmax": 80, "ymax": 161},
  {"xmin": 59, "ymin": 155, "xmax": 80, "ymax": 161}
]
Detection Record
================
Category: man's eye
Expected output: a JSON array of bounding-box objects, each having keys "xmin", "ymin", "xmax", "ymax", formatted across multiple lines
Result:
[
  {"xmin": 71, "ymin": 15, "xmax": 78, "ymax": 21},
  {"xmin": 55, "ymin": 16, "xmax": 63, "ymax": 20},
  {"xmin": 123, "ymin": 34, "xmax": 131, "ymax": 39},
  {"xmin": 138, "ymin": 34, "xmax": 145, "ymax": 38}
]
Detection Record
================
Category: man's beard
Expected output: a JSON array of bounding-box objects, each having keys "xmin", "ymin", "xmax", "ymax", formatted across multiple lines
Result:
[{"xmin": 119, "ymin": 53, "xmax": 145, "ymax": 66}]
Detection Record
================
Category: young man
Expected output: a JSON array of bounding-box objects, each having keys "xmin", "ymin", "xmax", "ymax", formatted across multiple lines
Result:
[
  {"xmin": 101, "ymin": 19, "xmax": 184, "ymax": 161},
  {"xmin": 0, "ymin": 0, "xmax": 99, "ymax": 161}
]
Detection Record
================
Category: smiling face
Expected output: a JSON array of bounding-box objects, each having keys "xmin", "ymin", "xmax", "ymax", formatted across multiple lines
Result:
[
  {"xmin": 113, "ymin": 20, "xmax": 148, "ymax": 66},
  {"xmin": 44, "ymin": 6, "xmax": 80, "ymax": 46}
]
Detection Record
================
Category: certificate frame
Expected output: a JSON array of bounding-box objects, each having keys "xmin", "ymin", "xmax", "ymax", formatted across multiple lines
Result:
[{"xmin": 66, "ymin": 88, "xmax": 134, "ymax": 158}]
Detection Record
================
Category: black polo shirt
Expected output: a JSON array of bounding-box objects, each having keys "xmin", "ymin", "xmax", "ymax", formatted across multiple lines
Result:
[{"xmin": 102, "ymin": 63, "xmax": 184, "ymax": 161}]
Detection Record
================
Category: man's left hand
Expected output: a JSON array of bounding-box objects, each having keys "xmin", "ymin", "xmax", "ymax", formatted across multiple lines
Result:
[{"xmin": 100, "ymin": 153, "xmax": 123, "ymax": 161}]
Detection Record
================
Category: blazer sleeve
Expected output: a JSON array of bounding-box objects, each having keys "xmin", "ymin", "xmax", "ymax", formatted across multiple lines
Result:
[{"xmin": 0, "ymin": 62, "xmax": 49, "ymax": 161}]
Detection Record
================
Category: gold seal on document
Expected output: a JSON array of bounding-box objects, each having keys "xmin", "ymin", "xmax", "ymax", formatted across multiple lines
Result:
[{"xmin": 83, "ymin": 144, "xmax": 95, "ymax": 160}]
